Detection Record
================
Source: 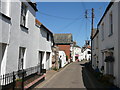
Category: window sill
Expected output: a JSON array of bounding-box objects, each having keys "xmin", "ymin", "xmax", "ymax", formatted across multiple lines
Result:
[
  {"xmin": 20, "ymin": 24, "xmax": 28, "ymax": 30},
  {"xmin": 108, "ymin": 33, "xmax": 113, "ymax": 37},
  {"xmin": 0, "ymin": 12, "xmax": 11, "ymax": 21}
]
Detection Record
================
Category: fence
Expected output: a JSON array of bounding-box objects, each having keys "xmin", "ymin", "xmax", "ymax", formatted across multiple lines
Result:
[{"xmin": 0, "ymin": 65, "xmax": 41, "ymax": 90}]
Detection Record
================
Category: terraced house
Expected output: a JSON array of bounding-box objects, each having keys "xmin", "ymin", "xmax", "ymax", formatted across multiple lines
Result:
[
  {"xmin": 92, "ymin": 1, "xmax": 120, "ymax": 88},
  {"xmin": 0, "ymin": 0, "xmax": 38, "ymax": 75},
  {"xmin": 0, "ymin": 0, "xmax": 53, "ymax": 89},
  {"xmin": 35, "ymin": 19, "xmax": 54, "ymax": 71},
  {"xmin": 91, "ymin": 29, "xmax": 99, "ymax": 70}
]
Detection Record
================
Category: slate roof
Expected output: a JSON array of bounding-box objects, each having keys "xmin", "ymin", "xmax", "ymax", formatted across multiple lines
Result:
[
  {"xmin": 35, "ymin": 19, "xmax": 53, "ymax": 35},
  {"xmin": 54, "ymin": 34, "xmax": 73, "ymax": 44}
]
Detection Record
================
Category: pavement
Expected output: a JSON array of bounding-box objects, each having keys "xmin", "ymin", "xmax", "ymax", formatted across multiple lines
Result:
[{"xmin": 35, "ymin": 69, "xmax": 58, "ymax": 88}]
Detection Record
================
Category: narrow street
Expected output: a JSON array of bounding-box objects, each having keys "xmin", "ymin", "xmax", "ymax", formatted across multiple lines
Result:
[
  {"xmin": 1, "ymin": 1, "xmax": 120, "ymax": 89},
  {"xmin": 36, "ymin": 61, "xmax": 93, "ymax": 88}
]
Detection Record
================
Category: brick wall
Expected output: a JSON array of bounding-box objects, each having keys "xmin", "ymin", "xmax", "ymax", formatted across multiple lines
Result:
[{"xmin": 57, "ymin": 45, "xmax": 71, "ymax": 60}]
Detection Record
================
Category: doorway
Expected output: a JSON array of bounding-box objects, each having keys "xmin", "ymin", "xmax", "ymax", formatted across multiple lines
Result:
[
  {"xmin": 18, "ymin": 47, "xmax": 26, "ymax": 71},
  {"xmin": 46, "ymin": 52, "xmax": 50, "ymax": 70},
  {"xmin": 38, "ymin": 51, "xmax": 44, "ymax": 73}
]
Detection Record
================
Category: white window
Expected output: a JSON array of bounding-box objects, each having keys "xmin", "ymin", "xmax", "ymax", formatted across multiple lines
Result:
[
  {"xmin": 18, "ymin": 47, "xmax": 26, "ymax": 70},
  {"xmin": 101, "ymin": 23, "xmax": 104, "ymax": 41},
  {"xmin": 20, "ymin": 2, "xmax": 27, "ymax": 27},
  {"xmin": 109, "ymin": 12, "xmax": 113, "ymax": 36}
]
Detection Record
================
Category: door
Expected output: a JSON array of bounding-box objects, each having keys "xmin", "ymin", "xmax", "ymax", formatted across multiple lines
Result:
[
  {"xmin": 46, "ymin": 52, "xmax": 50, "ymax": 70},
  {"xmin": 18, "ymin": 47, "xmax": 25, "ymax": 70},
  {"xmin": 38, "ymin": 51, "xmax": 44, "ymax": 73}
]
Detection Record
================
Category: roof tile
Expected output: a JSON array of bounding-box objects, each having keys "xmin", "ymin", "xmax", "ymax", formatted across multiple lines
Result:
[{"xmin": 54, "ymin": 33, "xmax": 73, "ymax": 44}]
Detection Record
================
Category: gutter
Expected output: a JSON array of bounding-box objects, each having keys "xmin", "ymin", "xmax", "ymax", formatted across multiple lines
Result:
[{"xmin": 91, "ymin": 30, "xmax": 99, "ymax": 40}]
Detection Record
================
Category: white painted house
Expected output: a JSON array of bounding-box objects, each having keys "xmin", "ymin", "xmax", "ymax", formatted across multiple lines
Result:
[
  {"xmin": 91, "ymin": 29, "xmax": 99, "ymax": 70},
  {"xmin": 58, "ymin": 51, "xmax": 67, "ymax": 68},
  {"xmin": 92, "ymin": 1, "xmax": 120, "ymax": 87},
  {"xmin": 72, "ymin": 45, "xmax": 82, "ymax": 62},
  {"xmin": 0, "ymin": 1, "xmax": 39, "ymax": 76},
  {"xmin": 82, "ymin": 47, "xmax": 91, "ymax": 61},
  {"xmin": 0, "ymin": 0, "xmax": 53, "ymax": 80},
  {"xmin": 35, "ymin": 19, "xmax": 53, "ymax": 70}
]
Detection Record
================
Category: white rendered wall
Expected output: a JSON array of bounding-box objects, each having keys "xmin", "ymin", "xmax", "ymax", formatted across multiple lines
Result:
[
  {"xmin": 83, "ymin": 49, "xmax": 91, "ymax": 61},
  {"xmin": 98, "ymin": 2, "xmax": 119, "ymax": 87},
  {"xmin": 1, "ymin": 1, "xmax": 39, "ymax": 74},
  {"xmin": 59, "ymin": 51, "xmax": 67, "ymax": 67},
  {"xmin": 72, "ymin": 47, "xmax": 82, "ymax": 62}
]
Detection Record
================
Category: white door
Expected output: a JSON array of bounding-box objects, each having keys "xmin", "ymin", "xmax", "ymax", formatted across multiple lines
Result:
[{"xmin": 46, "ymin": 52, "xmax": 50, "ymax": 70}]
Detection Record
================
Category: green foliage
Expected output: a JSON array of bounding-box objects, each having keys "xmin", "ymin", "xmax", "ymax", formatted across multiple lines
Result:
[
  {"xmin": 99, "ymin": 74, "xmax": 115, "ymax": 85},
  {"xmin": 105, "ymin": 56, "xmax": 114, "ymax": 62},
  {"xmin": 52, "ymin": 67, "xmax": 58, "ymax": 71},
  {"xmin": 16, "ymin": 78, "xmax": 22, "ymax": 82},
  {"xmin": 94, "ymin": 72, "xmax": 103, "ymax": 80},
  {"xmin": 66, "ymin": 56, "xmax": 68, "ymax": 61}
]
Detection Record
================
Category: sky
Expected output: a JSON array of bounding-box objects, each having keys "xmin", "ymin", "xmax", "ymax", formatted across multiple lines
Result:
[{"xmin": 36, "ymin": 2, "xmax": 109, "ymax": 47}]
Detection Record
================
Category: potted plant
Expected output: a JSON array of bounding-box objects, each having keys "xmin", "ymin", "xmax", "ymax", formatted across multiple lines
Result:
[
  {"xmin": 66, "ymin": 56, "xmax": 68, "ymax": 61},
  {"xmin": 105, "ymin": 56, "xmax": 114, "ymax": 62},
  {"xmin": 15, "ymin": 78, "xmax": 22, "ymax": 88},
  {"xmin": 100, "ymin": 66, "xmax": 104, "ymax": 72},
  {"xmin": 100, "ymin": 74, "xmax": 115, "ymax": 85},
  {"xmin": 52, "ymin": 67, "xmax": 58, "ymax": 71}
]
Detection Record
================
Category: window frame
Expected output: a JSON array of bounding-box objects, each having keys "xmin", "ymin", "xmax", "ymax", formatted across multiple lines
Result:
[
  {"xmin": 101, "ymin": 23, "xmax": 104, "ymax": 41},
  {"xmin": 20, "ymin": 2, "xmax": 27, "ymax": 28},
  {"xmin": 109, "ymin": 11, "xmax": 113, "ymax": 36},
  {"xmin": 88, "ymin": 51, "xmax": 91, "ymax": 54},
  {"xmin": 47, "ymin": 33, "xmax": 49, "ymax": 41}
]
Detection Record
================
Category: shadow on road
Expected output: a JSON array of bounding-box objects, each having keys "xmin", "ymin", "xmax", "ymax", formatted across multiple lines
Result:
[
  {"xmin": 80, "ymin": 61, "xmax": 108, "ymax": 89},
  {"xmin": 80, "ymin": 61, "xmax": 120, "ymax": 90}
]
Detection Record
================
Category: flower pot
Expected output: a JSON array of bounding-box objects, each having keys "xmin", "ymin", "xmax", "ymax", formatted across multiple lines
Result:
[{"xmin": 15, "ymin": 80, "xmax": 22, "ymax": 88}]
